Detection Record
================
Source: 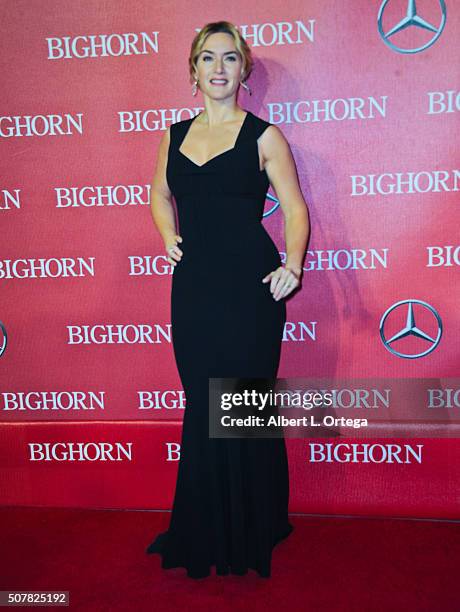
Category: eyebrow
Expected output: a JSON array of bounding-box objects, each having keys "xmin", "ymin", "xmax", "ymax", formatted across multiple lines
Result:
[{"xmin": 199, "ymin": 49, "xmax": 238, "ymax": 55}]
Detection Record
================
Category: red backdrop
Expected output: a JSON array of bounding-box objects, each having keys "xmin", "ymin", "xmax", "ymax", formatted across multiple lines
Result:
[{"xmin": 1, "ymin": 0, "xmax": 459, "ymax": 518}]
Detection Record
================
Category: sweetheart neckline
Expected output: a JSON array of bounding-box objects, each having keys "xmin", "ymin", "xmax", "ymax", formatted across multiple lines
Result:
[
  {"xmin": 178, "ymin": 147, "xmax": 267, "ymax": 174},
  {"xmin": 178, "ymin": 146, "xmax": 238, "ymax": 168},
  {"xmin": 178, "ymin": 110, "xmax": 250, "ymax": 168}
]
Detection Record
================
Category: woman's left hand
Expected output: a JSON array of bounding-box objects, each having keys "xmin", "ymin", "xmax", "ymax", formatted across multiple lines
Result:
[{"xmin": 262, "ymin": 265, "xmax": 302, "ymax": 301}]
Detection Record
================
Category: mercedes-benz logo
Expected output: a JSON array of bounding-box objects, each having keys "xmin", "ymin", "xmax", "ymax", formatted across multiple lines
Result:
[
  {"xmin": 0, "ymin": 320, "xmax": 7, "ymax": 357},
  {"xmin": 263, "ymin": 192, "xmax": 280, "ymax": 218},
  {"xmin": 378, "ymin": 0, "xmax": 446, "ymax": 54},
  {"xmin": 379, "ymin": 299, "xmax": 442, "ymax": 358}
]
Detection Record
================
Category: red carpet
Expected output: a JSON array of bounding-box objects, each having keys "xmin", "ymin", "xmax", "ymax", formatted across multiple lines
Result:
[{"xmin": 0, "ymin": 507, "xmax": 458, "ymax": 611}]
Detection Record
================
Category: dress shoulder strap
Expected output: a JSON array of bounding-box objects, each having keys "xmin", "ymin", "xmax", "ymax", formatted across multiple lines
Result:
[
  {"xmin": 249, "ymin": 111, "xmax": 273, "ymax": 140},
  {"xmin": 169, "ymin": 117, "xmax": 192, "ymax": 149}
]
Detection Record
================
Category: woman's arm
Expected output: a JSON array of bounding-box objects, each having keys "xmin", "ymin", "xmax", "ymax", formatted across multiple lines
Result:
[
  {"xmin": 150, "ymin": 127, "xmax": 183, "ymax": 265},
  {"xmin": 261, "ymin": 125, "xmax": 310, "ymax": 274},
  {"xmin": 260, "ymin": 125, "xmax": 310, "ymax": 299}
]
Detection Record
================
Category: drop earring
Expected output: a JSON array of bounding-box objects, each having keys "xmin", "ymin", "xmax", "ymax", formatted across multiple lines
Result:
[
  {"xmin": 191, "ymin": 79, "xmax": 198, "ymax": 96},
  {"xmin": 240, "ymin": 80, "xmax": 252, "ymax": 96}
]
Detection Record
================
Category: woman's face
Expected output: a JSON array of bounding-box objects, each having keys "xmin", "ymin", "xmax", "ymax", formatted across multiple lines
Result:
[{"xmin": 194, "ymin": 32, "xmax": 244, "ymax": 100}]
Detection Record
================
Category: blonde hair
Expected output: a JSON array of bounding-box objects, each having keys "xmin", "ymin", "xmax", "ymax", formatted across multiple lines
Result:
[{"xmin": 188, "ymin": 21, "xmax": 253, "ymax": 86}]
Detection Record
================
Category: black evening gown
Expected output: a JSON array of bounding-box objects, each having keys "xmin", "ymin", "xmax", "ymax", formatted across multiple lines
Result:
[{"xmin": 146, "ymin": 110, "xmax": 293, "ymax": 578}]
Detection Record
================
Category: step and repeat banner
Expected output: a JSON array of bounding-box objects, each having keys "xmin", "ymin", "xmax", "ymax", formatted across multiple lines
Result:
[{"xmin": 1, "ymin": 1, "xmax": 459, "ymax": 518}]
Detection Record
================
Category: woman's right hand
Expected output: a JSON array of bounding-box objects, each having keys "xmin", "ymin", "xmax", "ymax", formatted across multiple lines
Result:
[{"xmin": 166, "ymin": 234, "xmax": 183, "ymax": 266}]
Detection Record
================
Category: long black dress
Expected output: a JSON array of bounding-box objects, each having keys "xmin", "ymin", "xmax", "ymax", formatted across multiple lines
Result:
[{"xmin": 146, "ymin": 109, "xmax": 293, "ymax": 578}]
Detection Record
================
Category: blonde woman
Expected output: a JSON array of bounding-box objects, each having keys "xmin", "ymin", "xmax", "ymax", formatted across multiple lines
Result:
[{"xmin": 147, "ymin": 20, "xmax": 310, "ymax": 579}]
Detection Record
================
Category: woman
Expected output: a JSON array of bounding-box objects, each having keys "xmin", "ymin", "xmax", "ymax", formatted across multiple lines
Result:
[{"xmin": 147, "ymin": 20, "xmax": 310, "ymax": 579}]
